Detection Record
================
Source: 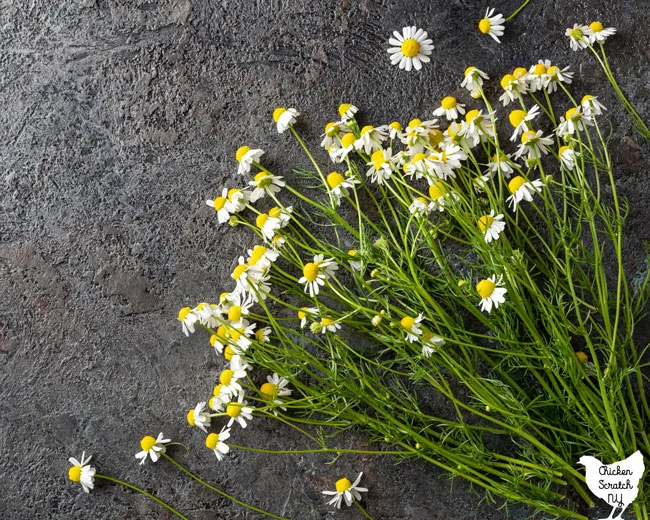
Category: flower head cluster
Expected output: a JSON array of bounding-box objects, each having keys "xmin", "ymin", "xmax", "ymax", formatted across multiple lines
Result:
[{"xmin": 387, "ymin": 26, "xmax": 434, "ymax": 71}]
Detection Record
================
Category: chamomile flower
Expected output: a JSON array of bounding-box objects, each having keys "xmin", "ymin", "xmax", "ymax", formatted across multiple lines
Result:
[
  {"xmin": 299, "ymin": 254, "xmax": 338, "ymax": 297},
  {"xmin": 225, "ymin": 293, "xmax": 254, "ymax": 327},
  {"xmin": 559, "ymin": 145, "xmax": 580, "ymax": 170},
  {"xmin": 498, "ymin": 71, "xmax": 528, "ymax": 106},
  {"xmin": 225, "ymin": 188, "xmax": 249, "ymax": 214},
  {"xmin": 194, "ymin": 302, "xmax": 215, "ymax": 326},
  {"xmin": 331, "ymin": 133, "xmax": 358, "ymax": 163},
  {"xmin": 527, "ymin": 61, "xmax": 549, "ymax": 92},
  {"xmin": 506, "ymin": 175, "xmax": 544, "ymax": 211},
  {"xmin": 487, "ymin": 153, "xmax": 515, "ymax": 178},
  {"xmin": 566, "ymin": 24, "xmax": 591, "ymax": 51},
  {"xmin": 366, "ymin": 148, "xmax": 394, "ymax": 184},
  {"xmin": 556, "ymin": 107, "xmax": 592, "ymax": 137},
  {"xmin": 459, "ymin": 109, "xmax": 495, "ymax": 147},
  {"xmin": 206, "ymin": 188, "xmax": 233, "ymax": 224},
  {"xmin": 321, "ymin": 121, "xmax": 351, "ymax": 149},
  {"xmin": 433, "ymin": 96, "xmax": 466, "ymax": 121},
  {"xmin": 429, "ymin": 143, "xmax": 467, "ymax": 180},
  {"xmin": 322, "ymin": 472, "xmax": 368, "ymax": 509},
  {"xmin": 409, "ymin": 197, "xmax": 431, "ymax": 217},
  {"xmin": 581, "ymin": 95, "xmax": 606, "ymax": 116},
  {"xmin": 135, "ymin": 433, "xmax": 171, "ymax": 465},
  {"xmin": 209, "ymin": 384, "xmax": 229, "ymax": 411},
  {"xmin": 428, "ymin": 180, "xmax": 457, "ymax": 211},
  {"xmin": 319, "ymin": 316, "xmax": 342, "ymax": 334},
  {"xmin": 206, "ymin": 427, "xmax": 231, "ymax": 461},
  {"xmin": 387, "ymin": 121, "xmax": 403, "ymax": 139},
  {"xmin": 298, "ymin": 306, "xmax": 318, "ymax": 328},
  {"xmin": 461, "ymin": 66, "xmax": 489, "ymax": 92},
  {"xmin": 476, "ymin": 275, "xmax": 507, "ymax": 313},
  {"xmin": 587, "ymin": 21, "xmax": 616, "ymax": 44},
  {"xmin": 248, "ymin": 172, "xmax": 285, "ymax": 202},
  {"xmin": 347, "ymin": 249, "xmax": 363, "ymax": 271},
  {"xmin": 508, "ymin": 105, "xmax": 540, "ymax": 142},
  {"xmin": 387, "ymin": 26, "xmax": 434, "ymax": 71},
  {"xmin": 355, "ymin": 125, "xmax": 388, "ymax": 154},
  {"xmin": 178, "ymin": 307, "xmax": 198, "ymax": 336},
  {"xmin": 247, "ymin": 244, "xmax": 279, "ymax": 272},
  {"xmin": 401, "ymin": 118, "xmax": 439, "ymax": 148},
  {"xmin": 226, "ymin": 391, "xmax": 254, "ymax": 428},
  {"xmin": 68, "ymin": 452, "xmax": 95, "ymax": 493},
  {"xmin": 478, "ymin": 8, "xmax": 505, "ymax": 43},
  {"xmin": 544, "ymin": 64, "xmax": 573, "ymax": 93},
  {"xmin": 327, "ymin": 171, "xmax": 359, "ymax": 205},
  {"xmin": 421, "ymin": 332, "xmax": 445, "ymax": 357},
  {"xmin": 256, "ymin": 211, "xmax": 282, "ymax": 241},
  {"xmin": 187, "ymin": 401, "xmax": 211, "ymax": 432},
  {"xmin": 514, "ymin": 129, "xmax": 554, "ymax": 160},
  {"xmin": 260, "ymin": 373, "xmax": 292, "ymax": 409},
  {"xmin": 404, "ymin": 152, "xmax": 431, "ymax": 180},
  {"xmin": 272, "ymin": 107, "xmax": 299, "ymax": 133},
  {"xmin": 255, "ymin": 326, "xmax": 272, "ymax": 343},
  {"xmin": 338, "ymin": 103, "xmax": 358, "ymax": 122},
  {"xmin": 401, "ymin": 313, "xmax": 423, "ymax": 342},
  {"xmin": 477, "ymin": 211, "xmax": 506, "ymax": 243},
  {"xmin": 235, "ymin": 146, "xmax": 264, "ymax": 175}
]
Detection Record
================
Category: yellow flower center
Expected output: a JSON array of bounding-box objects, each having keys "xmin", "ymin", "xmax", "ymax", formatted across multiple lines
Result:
[
  {"xmin": 321, "ymin": 317, "xmax": 335, "ymax": 327},
  {"xmin": 303, "ymin": 262, "xmax": 320, "ymax": 282},
  {"xmin": 478, "ymin": 18, "xmax": 491, "ymax": 34},
  {"xmin": 140, "ymin": 435, "xmax": 157, "ymax": 451},
  {"xmin": 513, "ymin": 67, "xmax": 527, "ymax": 79},
  {"xmin": 325, "ymin": 122, "xmax": 338, "ymax": 136},
  {"xmin": 213, "ymin": 383, "xmax": 224, "ymax": 396},
  {"xmin": 465, "ymin": 109, "xmax": 480, "ymax": 123},
  {"xmin": 209, "ymin": 334, "xmax": 218, "ymax": 347},
  {"xmin": 260, "ymin": 382, "xmax": 279, "ymax": 400},
  {"xmin": 248, "ymin": 245, "xmax": 268, "ymax": 265},
  {"xmin": 532, "ymin": 63, "xmax": 547, "ymax": 75},
  {"xmin": 446, "ymin": 122, "xmax": 460, "ymax": 137},
  {"xmin": 581, "ymin": 94, "xmax": 594, "ymax": 104},
  {"xmin": 389, "ymin": 121, "xmax": 402, "ymax": 131},
  {"xmin": 400, "ymin": 316, "xmax": 415, "ymax": 330},
  {"xmin": 186, "ymin": 409, "xmax": 196, "ymax": 426},
  {"xmin": 464, "ymin": 66, "xmax": 477, "ymax": 76},
  {"xmin": 508, "ymin": 110, "xmax": 526, "ymax": 128},
  {"xmin": 477, "ymin": 215, "xmax": 494, "ymax": 232},
  {"xmin": 68, "ymin": 465, "xmax": 82, "ymax": 482},
  {"xmin": 228, "ymin": 305, "xmax": 242, "ymax": 322},
  {"xmin": 521, "ymin": 130, "xmax": 536, "ymax": 144},
  {"xmin": 340, "ymin": 132, "xmax": 356, "ymax": 148},
  {"xmin": 220, "ymin": 369, "xmax": 235, "ymax": 386},
  {"xmin": 268, "ymin": 206, "xmax": 282, "ymax": 219},
  {"xmin": 230, "ymin": 328, "xmax": 243, "ymax": 342},
  {"xmin": 408, "ymin": 118, "xmax": 422, "ymax": 129},
  {"xmin": 224, "ymin": 345, "xmax": 235, "ymax": 361},
  {"xmin": 415, "ymin": 196, "xmax": 428, "ymax": 206},
  {"xmin": 217, "ymin": 325, "xmax": 228, "ymax": 339},
  {"xmin": 566, "ymin": 107, "xmax": 580, "ymax": 120},
  {"xmin": 491, "ymin": 154, "xmax": 505, "ymax": 163},
  {"xmin": 335, "ymin": 478, "xmax": 352, "ymax": 493},
  {"xmin": 576, "ymin": 351, "xmax": 589, "ymax": 363},
  {"xmin": 226, "ymin": 402, "xmax": 242, "ymax": 418},
  {"xmin": 370, "ymin": 149, "xmax": 385, "ymax": 169},
  {"xmin": 428, "ymin": 129, "xmax": 443, "ymax": 146},
  {"xmin": 327, "ymin": 172, "xmax": 345, "ymax": 189},
  {"xmin": 254, "ymin": 171, "xmax": 271, "ymax": 187},
  {"xmin": 178, "ymin": 307, "xmax": 191, "ymax": 322},
  {"xmin": 412, "ymin": 152, "xmax": 426, "ymax": 164},
  {"xmin": 559, "ymin": 145, "xmax": 571, "ymax": 157},
  {"xmin": 508, "ymin": 176, "xmax": 527, "ymax": 194},
  {"xmin": 500, "ymin": 74, "xmax": 514, "ymax": 89},
  {"xmin": 547, "ymin": 65, "xmax": 559, "ymax": 76},
  {"xmin": 428, "ymin": 181, "xmax": 447, "ymax": 200},
  {"xmin": 255, "ymin": 329, "xmax": 266, "ymax": 342},
  {"xmin": 256, "ymin": 213, "xmax": 269, "ymax": 228},
  {"xmin": 441, "ymin": 96, "xmax": 457, "ymax": 110},
  {"xmin": 401, "ymin": 38, "xmax": 420, "ymax": 57},
  {"xmin": 476, "ymin": 279, "xmax": 496, "ymax": 299},
  {"xmin": 233, "ymin": 264, "xmax": 247, "ymax": 280},
  {"xmin": 235, "ymin": 146, "xmax": 250, "ymax": 163},
  {"xmin": 589, "ymin": 21, "xmax": 604, "ymax": 33},
  {"xmin": 570, "ymin": 28, "xmax": 584, "ymax": 40},
  {"xmin": 360, "ymin": 125, "xmax": 373, "ymax": 135},
  {"xmin": 212, "ymin": 196, "xmax": 226, "ymax": 210},
  {"xmin": 206, "ymin": 433, "xmax": 220, "ymax": 450},
  {"xmin": 272, "ymin": 107, "xmax": 286, "ymax": 122},
  {"xmin": 338, "ymin": 103, "xmax": 352, "ymax": 117},
  {"xmin": 298, "ymin": 307, "xmax": 308, "ymax": 320}
]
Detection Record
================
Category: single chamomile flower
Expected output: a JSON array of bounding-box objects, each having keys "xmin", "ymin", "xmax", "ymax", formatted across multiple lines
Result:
[
  {"xmin": 272, "ymin": 107, "xmax": 299, "ymax": 133},
  {"xmin": 566, "ymin": 24, "xmax": 591, "ymax": 51},
  {"xmin": 178, "ymin": 307, "xmax": 198, "ymax": 336},
  {"xmin": 226, "ymin": 391, "xmax": 254, "ymax": 428},
  {"xmin": 506, "ymin": 175, "xmax": 544, "ymax": 211},
  {"xmin": 355, "ymin": 125, "xmax": 388, "ymax": 154},
  {"xmin": 331, "ymin": 133, "xmax": 358, "ymax": 163},
  {"xmin": 544, "ymin": 64, "xmax": 573, "ymax": 93},
  {"xmin": 487, "ymin": 153, "xmax": 515, "ymax": 178},
  {"xmin": 206, "ymin": 427, "xmax": 231, "ymax": 461},
  {"xmin": 513, "ymin": 129, "xmax": 554, "ymax": 160},
  {"xmin": 461, "ymin": 66, "xmax": 489, "ymax": 92},
  {"xmin": 421, "ymin": 332, "xmax": 445, "ymax": 358},
  {"xmin": 326, "ymin": 171, "xmax": 359, "ymax": 205},
  {"xmin": 255, "ymin": 326, "xmax": 272, "ymax": 343},
  {"xmin": 256, "ymin": 211, "xmax": 282, "ymax": 242},
  {"xmin": 248, "ymin": 171, "xmax": 285, "ymax": 203},
  {"xmin": 298, "ymin": 307, "xmax": 318, "ymax": 328},
  {"xmin": 187, "ymin": 401, "xmax": 211, "ymax": 432},
  {"xmin": 581, "ymin": 95, "xmax": 606, "ymax": 117},
  {"xmin": 459, "ymin": 109, "xmax": 495, "ymax": 148},
  {"xmin": 338, "ymin": 103, "xmax": 358, "ymax": 122},
  {"xmin": 478, "ymin": 8, "xmax": 505, "ymax": 43},
  {"xmin": 477, "ymin": 211, "xmax": 506, "ymax": 243},
  {"xmin": 206, "ymin": 188, "xmax": 233, "ymax": 224},
  {"xmin": 319, "ymin": 316, "xmax": 342, "ymax": 334},
  {"xmin": 135, "ymin": 433, "xmax": 171, "ymax": 465},
  {"xmin": 556, "ymin": 107, "xmax": 592, "ymax": 137},
  {"xmin": 433, "ymin": 96, "xmax": 466, "ymax": 121},
  {"xmin": 321, "ymin": 121, "xmax": 351, "ymax": 149},
  {"xmin": 322, "ymin": 472, "xmax": 368, "ymax": 509},
  {"xmin": 587, "ymin": 21, "xmax": 616, "ymax": 44},
  {"xmin": 476, "ymin": 275, "xmax": 507, "ymax": 313},
  {"xmin": 428, "ymin": 180, "xmax": 457, "ymax": 211},
  {"xmin": 401, "ymin": 313, "xmax": 424, "ymax": 342},
  {"xmin": 387, "ymin": 26, "xmax": 434, "ymax": 72},
  {"xmin": 235, "ymin": 146, "xmax": 264, "ymax": 175},
  {"xmin": 508, "ymin": 105, "xmax": 540, "ymax": 142},
  {"xmin": 68, "ymin": 452, "xmax": 96, "ymax": 493},
  {"xmin": 260, "ymin": 373, "xmax": 292, "ymax": 408},
  {"xmin": 527, "ymin": 61, "xmax": 549, "ymax": 92},
  {"xmin": 366, "ymin": 148, "xmax": 395, "ymax": 184},
  {"xmin": 347, "ymin": 249, "xmax": 362, "ymax": 271},
  {"xmin": 401, "ymin": 118, "xmax": 439, "ymax": 148},
  {"xmin": 559, "ymin": 145, "xmax": 580, "ymax": 170},
  {"xmin": 299, "ymin": 254, "xmax": 338, "ymax": 297},
  {"xmin": 409, "ymin": 197, "xmax": 432, "ymax": 218}
]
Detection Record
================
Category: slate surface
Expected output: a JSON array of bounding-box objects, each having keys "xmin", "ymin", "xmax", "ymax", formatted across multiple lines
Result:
[{"xmin": 1, "ymin": 0, "xmax": 650, "ymax": 518}]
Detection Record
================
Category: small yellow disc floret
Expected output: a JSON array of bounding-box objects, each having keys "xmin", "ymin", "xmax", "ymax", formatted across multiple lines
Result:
[
  {"xmin": 401, "ymin": 38, "xmax": 420, "ymax": 57},
  {"xmin": 220, "ymin": 369, "xmax": 234, "ymax": 386},
  {"xmin": 478, "ymin": 18, "xmax": 491, "ymax": 34},
  {"xmin": 226, "ymin": 402, "xmax": 241, "ymax": 418},
  {"xmin": 178, "ymin": 307, "xmax": 192, "ymax": 322},
  {"xmin": 303, "ymin": 262, "xmax": 319, "ymax": 282},
  {"xmin": 336, "ymin": 478, "xmax": 352, "ymax": 493},
  {"xmin": 477, "ymin": 215, "xmax": 494, "ymax": 233},
  {"xmin": 206, "ymin": 433, "xmax": 219, "ymax": 450},
  {"xmin": 400, "ymin": 316, "xmax": 415, "ymax": 330},
  {"xmin": 589, "ymin": 21, "xmax": 604, "ymax": 33},
  {"xmin": 441, "ymin": 96, "xmax": 457, "ymax": 110},
  {"xmin": 140, "ymin": 435, "xmax": 157, "ymax": 452},
  {"xmin": 68, "ymin": 465, "xmax": 82, "ymax": 482},
  {"xmin": 340, "ymin": 133, "xmax": 356, "ymax": 148},
  {"xmin": 273, "ymin": 107, "xmax": 286, "ymax": 122},
  {"xmin": 260, "ymin": 382, "xmax": 278, "ymax": 400},
  {"xmin": 476, "ymin": 279, "xmax": 496, "ymax": 299},
  {"xmin": 327, "ymin": 172, "xmax": 345, "ymax": 189},
  {"xmin": 235, "ymin": 146, "xmax": 250, "ymax": 162},
  {"xmin": 228, "ymin": 305, "xmax": 242, "ymax": 322},
  {"xmin": 256, "ymin": 213, "xmax": 269, "ymax": 228},
  {"xmin": 186, "ymin": 409, "xmax": 196, "ymax": 426},
  {"xmin": 508, "ymin": 110, "xmax": 526, "ymax": 128},
  {"xmin": 508, "ymin": 176, "xmax": 527, "ymax": 194}
]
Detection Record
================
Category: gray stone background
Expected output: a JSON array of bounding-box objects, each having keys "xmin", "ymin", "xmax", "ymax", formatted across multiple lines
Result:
[{"xmin": 1, "ymin": 0, "xmax": 650, "ymax": 518}]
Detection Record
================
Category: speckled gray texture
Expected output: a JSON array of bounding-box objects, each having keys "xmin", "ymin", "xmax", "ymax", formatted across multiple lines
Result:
[{"xmin": 1, "ymin": 0, "xmax": 650, "ymax": 518}]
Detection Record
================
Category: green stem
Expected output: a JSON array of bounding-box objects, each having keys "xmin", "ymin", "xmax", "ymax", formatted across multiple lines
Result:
[{"xmin": 505, "ymin": 0, "xmax": 530, "ymax": 21}]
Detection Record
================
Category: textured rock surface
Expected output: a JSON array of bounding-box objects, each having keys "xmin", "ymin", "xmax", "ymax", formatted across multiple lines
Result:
[{"xmin": 1, "ymin": 0, "xmax": 650, "ymax": 518}]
